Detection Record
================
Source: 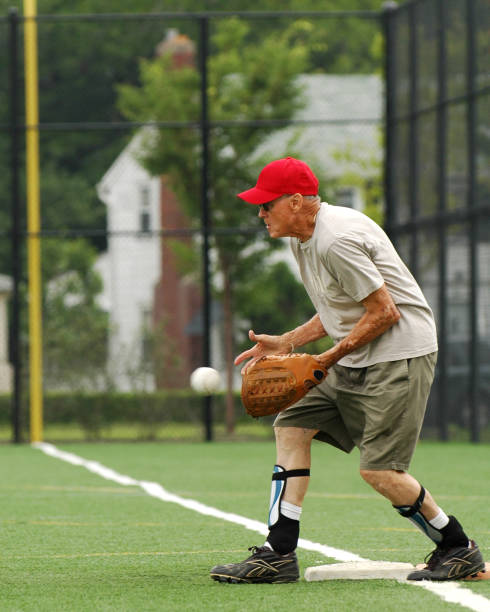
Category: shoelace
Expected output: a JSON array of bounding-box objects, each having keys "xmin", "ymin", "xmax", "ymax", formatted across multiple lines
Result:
[
  {"xmin": 248, "ymin": 545, "xmax": 268, "ymax": 556},
  {"xmin": 424, "ymin": 546, "xmax": 447, "ymax": 570}
]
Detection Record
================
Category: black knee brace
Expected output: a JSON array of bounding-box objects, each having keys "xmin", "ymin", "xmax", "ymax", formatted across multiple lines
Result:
[{"xmin": 393, "ymin": 486, "xmax": 443, "ymax": 544}]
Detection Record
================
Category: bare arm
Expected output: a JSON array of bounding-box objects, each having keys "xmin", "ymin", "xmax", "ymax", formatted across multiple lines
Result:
[
  {"xmin": 315, "ymin": 284, "xmax": 400, "ymax": 369},
  {"xmin": 234, "ymin": 284, "xmax": 400, "ymax": 374},
  {"xmin": 282, "ymin": 314, "xmax": 328, "ymax": 351},
  {"xmin": 234, "ymin": 314, "xmax": 328, "ymax": 373}
]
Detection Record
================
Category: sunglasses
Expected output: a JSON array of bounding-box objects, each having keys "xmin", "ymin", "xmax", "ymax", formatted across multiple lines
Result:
[
  {"xmin": 259, "ymin": 194, "xmax": 292, "ymax": 213},
  {"xmin": 259, "ymin": 201, "xmax": 275, "ymax": 213}
]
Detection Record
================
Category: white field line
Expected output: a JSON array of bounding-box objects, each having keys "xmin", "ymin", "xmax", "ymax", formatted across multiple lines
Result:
[{"xmin": 33, "ymin": 443, "xmax": 490, "ymax": 612}]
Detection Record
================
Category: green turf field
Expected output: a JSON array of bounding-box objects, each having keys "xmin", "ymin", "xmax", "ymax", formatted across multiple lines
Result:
[{"xmin": 1, "ymin": 440, "xmax": 489, "ymax": 611}]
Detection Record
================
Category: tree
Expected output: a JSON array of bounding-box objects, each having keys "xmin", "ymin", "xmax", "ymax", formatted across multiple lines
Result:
[
  {"xmin": 0, "ymin": 0, "xmax": 383, "ymax": 270},
  {"xmin": 0, "ymin": 0, "xmax": 383, "ymax": 259},
  {"xmin": 41, "ymin": 239, "xmax": 108, "ymax": 390},
  {"xmin": 235, "ymin": 260, "xmax": 333, "ymax": 353},
  {"xmin": 0, "ymin": 0, "xmax": 385, "ymax": 431},
  {"xmin": 117, "ymin": 17, "xmax": 311, "ymax": 432}
]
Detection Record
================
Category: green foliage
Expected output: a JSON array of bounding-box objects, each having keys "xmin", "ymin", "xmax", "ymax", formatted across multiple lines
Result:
[
  {"xmin": 0, "ymin": 389, "xmax": 246, "ymax": 440},
  {"xmin": 235, "ymin": 260, "xmax": 334, "ymax": 354},
  {"xmin": 1, "ymin": 0, "xmax": 383, "ymax": 73},
  {"xmin": 117, "ymin": 17, "xmax": 312, "ymax": 363},
  {"xmin": 118, "ymin": 17, "xmax": 308, "ymax": 217},
  {"xmin": 322, "ymin": 131, "xmax": 384, "ymax": 225},
  {"xmin": 236, "ymin": 260, "xmax": 313, "ymax": 333},
  {"xmin": 0, "ymin": 1, "xmax": 386, "ymax": 404},
  {"xmin": 41, "ymin": 239, "xmax": 108, "ymax": 390},
  {"xmin": 166, "ymin": 239, "xmax": 200, "ymax": 279},
  {"xmin": 40, "ymin": 163, "xmax": 106, "ymax": 232}
]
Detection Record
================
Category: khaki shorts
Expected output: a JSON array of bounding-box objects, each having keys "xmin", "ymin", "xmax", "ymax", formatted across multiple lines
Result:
[{"xmin": 273, "ymin": 352, "xmax": 437, "ymax": 471}]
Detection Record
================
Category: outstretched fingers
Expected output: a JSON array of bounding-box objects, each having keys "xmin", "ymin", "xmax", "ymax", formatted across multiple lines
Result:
[{"xmin": 234, "ymin": 329, "xmax": 285, "ymax": 374}]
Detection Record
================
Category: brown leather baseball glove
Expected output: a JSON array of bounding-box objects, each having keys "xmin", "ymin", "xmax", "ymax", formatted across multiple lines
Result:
[{"xmin": 241, "ymin": 353, "xmax": 328, "ymax": 418}]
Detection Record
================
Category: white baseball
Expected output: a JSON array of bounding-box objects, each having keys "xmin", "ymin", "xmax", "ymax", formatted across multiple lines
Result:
[{"xmin": 190, "ymin": 367, "xmax": 221, "ymax": 394}]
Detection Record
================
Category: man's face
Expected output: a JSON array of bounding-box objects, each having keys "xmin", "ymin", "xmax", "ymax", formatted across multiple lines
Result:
[{"xmin": 257, "ymin": 194, "xmax": 294, "ymax": 238}]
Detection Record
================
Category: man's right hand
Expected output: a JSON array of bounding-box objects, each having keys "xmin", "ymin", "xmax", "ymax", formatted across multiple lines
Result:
[{"xmin": 234, "ymin": 329, "xmax": 293, "ymax": 374}]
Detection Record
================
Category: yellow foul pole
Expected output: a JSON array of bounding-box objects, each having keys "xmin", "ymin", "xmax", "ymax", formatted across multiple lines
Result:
[{"xmin": 24, "ymin": 0, "xmax": 43, "ymax": 442}]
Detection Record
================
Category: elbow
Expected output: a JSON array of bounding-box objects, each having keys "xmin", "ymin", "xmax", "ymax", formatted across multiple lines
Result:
[
  {"xmin": 378, "ymin": 304, "xmax": 400, "ymax": 332},
  {"xmin": 388, "ymin": 305, "xmax": 401, "ymax": 326}
]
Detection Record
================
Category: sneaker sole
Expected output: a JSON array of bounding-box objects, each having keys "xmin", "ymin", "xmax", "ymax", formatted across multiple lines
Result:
[
  {"xmin": 463, "ymin": 561, "xmax": 490, "ymax": 581},
  {"xmin": 211, "ymin": 572, "xmax": 299, "ymax": 584},
  {"xmin": 409, "ymin": 560, "xmax": 486, "ymax": 582}
]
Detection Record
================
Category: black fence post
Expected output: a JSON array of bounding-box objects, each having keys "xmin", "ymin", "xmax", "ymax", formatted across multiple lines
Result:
[
  {"xmin": 8, "ymin": 7, "xmax": 22, "ymax": 444},
  {"xmin": 466, "ymin": 0, "xmax": 479, "ymax": 442},
  {"xmin": 408, "ymin": 3, "xmax": 418, "ymax": 278},
  {"xmin": 436, "ymin": 0, "xmax": 448, "ymax": 441},
  {"xmin": 199, "ymin": 16, "xmax": 213, "ymax": 442},
  {"xmin": 382, "ymin": 1, "xmax": 397, "ymax": 241}
]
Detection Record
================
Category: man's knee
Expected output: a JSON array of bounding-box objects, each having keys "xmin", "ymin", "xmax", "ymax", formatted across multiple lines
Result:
[
  {"xmin": 274, "ymin": 426, "xmax": 318, "ymax": 448},
  {"xmin": 360, "ymin": 468, "xmax": 398, "ymax": 494},
  {"xmin": 360, "ymin": 468, "xmax": 380, "ymax": 484},
  {"xmin": 274, "ymin": 427, "xmax": 318, "ymax": 471}
]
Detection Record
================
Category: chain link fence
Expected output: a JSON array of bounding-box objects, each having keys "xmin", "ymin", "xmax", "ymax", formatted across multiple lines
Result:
[
  {"xmin": 1, "ymin": 3, "xmax": 488, "ymax": 442},
  {"xmin": 385, "ymin": 0, "xmax": 490, "ymax": 441}
]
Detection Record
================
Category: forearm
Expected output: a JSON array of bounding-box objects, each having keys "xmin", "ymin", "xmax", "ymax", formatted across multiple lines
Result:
[
  {"xmin": 282, "ymin": 314, "xmax": 328, "ymax": 351},
  {"xmin": 317, "ymin": 315, "xmax": 388, "ymax": 368},
  {"xmin": 317, "ymin": 289, "xmax": 400, "ymax": 368},
  {"xmin": 234, "ymin": 317, "xmax": 328, "ymax": 372}
]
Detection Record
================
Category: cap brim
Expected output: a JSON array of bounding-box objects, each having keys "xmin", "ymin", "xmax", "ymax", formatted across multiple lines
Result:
[{"xmin": 237, "ymin": 186, "xmax": 283, "ymax": 205}]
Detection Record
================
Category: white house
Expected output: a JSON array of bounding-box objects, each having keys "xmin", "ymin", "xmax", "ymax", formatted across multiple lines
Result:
[
  {"xmin": 96, "ymin": 130, "xmax": 162, "ymax": 391},
  {"xmin": 260, "ymin": 74, "xmax": 382, "ymax": 274},
  {"xmin": 96, "ymin": 131, "xmax": 225, "ymax": 391},
  {"xmin": 95, "ymin": 75, "xmax": 382, "ymax": 391},
  {"xmin": 255, "ymin": 73, "xmax": 383, "ymax": 210}
]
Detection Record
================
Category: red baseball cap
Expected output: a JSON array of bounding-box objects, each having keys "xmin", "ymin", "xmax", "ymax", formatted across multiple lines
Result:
[{"xmin": 237, "ymin": 157, "xmax": 319, "ymax": 205}]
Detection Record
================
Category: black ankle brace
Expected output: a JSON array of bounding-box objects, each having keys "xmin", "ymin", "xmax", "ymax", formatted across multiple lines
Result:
[
  {"xmin": 267, "ymin": 514, "xmax": 299, "ymax": 555},
  {"xmin": 440, "ymin": 516, "xmax": 469, "ymax": 549}
]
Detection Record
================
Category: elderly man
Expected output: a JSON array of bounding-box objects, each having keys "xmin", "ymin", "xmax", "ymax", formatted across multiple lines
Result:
[{"xmin": 210, "ymin": 157, "xmax": 484, "ymax": 584}]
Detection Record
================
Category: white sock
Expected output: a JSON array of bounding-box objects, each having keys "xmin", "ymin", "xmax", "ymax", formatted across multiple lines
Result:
[
  {"xmin": 429, "ymin": 508, "xmax": 449, "ymax": 530},
  {"xmin": 280, "ymin": 500, "xmax": 302, "ymax": 521}
]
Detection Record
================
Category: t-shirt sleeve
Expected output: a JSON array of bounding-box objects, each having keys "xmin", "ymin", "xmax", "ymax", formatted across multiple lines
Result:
[{"xmin": 324, "ymin": 236, "xmax": 384, "ymax": 302}]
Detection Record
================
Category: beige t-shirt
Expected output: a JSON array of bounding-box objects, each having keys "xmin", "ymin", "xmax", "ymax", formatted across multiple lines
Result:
[{"xmin": 290, "ymin": 203, "xmax": 438, "ymax": 367}]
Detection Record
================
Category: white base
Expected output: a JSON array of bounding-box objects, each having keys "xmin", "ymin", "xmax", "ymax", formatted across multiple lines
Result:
[{"xmin": 305, "ymin": 561, "xmax": 415, "ymax": 581}]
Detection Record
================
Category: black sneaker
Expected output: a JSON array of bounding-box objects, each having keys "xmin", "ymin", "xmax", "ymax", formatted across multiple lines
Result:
[
  {"xmin": 407, "ymin": 540, "xmax": 485, "ymax": 581},
  {"xmin": 210, "ymin": 546, "xmax": 300, "ymax": 584}
]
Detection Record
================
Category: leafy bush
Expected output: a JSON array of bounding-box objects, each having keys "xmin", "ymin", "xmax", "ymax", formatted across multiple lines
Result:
[{"xmin": 0, "ymin": 391, "xmax": 248, "ymax": 439}]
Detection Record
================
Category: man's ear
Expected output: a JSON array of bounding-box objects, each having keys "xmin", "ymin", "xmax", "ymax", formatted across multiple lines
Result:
[{"xmin": 289, "ymin": 193, "xmax": 303, "ymax": 211}]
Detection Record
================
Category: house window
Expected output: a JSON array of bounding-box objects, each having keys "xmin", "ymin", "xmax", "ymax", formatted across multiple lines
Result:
[
  {"xmin": 139, "ymin": 185, "xmax": 151, "ymax": 233},
  {"xmin": 140, "ymin": 211, "xmax": 151, "ymax": 233},
  {"xmin": 141, "ymin": 307, "xmax": 153, "ymax": 362},
  {"xmin": 336, "ymin": 186, "xmax": 363, "ymax": 211}
]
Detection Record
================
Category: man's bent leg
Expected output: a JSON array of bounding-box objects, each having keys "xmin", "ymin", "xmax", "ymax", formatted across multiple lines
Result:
[
  {"xmin": 360, "ymin": 469, "xmax": 440, "ymax": 520},
  {"xmin": 360, "ymin": 469, "xmax": 484, "ymax": 580}
]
